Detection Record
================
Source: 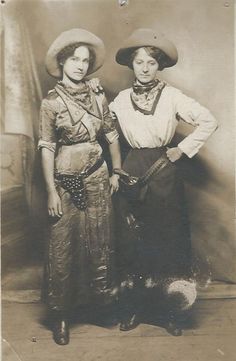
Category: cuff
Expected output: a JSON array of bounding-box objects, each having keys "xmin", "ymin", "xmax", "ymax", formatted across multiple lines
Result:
[
  {"xmin": 105, "ymin": 129, "xmax": 119, "ymax": 144},
  {"xmin": 38, "ymin": 140, "xmax": 56, "ymax": 152},
  {"xmin": 177, "ymin": 136, "xmax": 206, "ymax": 158}
]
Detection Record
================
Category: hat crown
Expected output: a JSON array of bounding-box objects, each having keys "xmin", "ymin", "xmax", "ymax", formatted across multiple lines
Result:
[
  {"xmin": 116, "ymin": 28, "xmax": 178, "ymax": 68},
  {"xmin": 50, "ymin": 28, "xmax": 104, "ymax": 52},
  {"xmin": 130, "ymin": 28, "xmax": 163, "ymax": 39}
]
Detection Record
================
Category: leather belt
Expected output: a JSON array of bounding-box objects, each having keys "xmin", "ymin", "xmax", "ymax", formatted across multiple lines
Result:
[{"xmin": 54, "ymin": 156, "xmax": 104, "ymax": 210}]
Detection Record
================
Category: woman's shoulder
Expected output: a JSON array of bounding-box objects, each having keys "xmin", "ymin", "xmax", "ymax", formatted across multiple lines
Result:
[
  {"xmin": 113, "ymin": 88, "xmax": 132, "ymax": 102},
  {"xmin": 41, "ymin": 89, "xmax": 59, "ymax": 109},
  {"xmin": 162, "ymin": 82, "xmax": 181, "ymax": 94},
  {"xmin": 161, "ymin": 82, "xmax": 186, "ymax": 102},
  {"xmin": 44, "ymin": 88, "xmax": 58, "ymax": 101},
  {"xmin": 118, "ymin": 87, "xmax": 132, "ymax": 96}
]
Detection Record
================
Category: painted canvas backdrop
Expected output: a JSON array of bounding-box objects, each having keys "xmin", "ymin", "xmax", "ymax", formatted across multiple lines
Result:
[{"xmin": 2, "ymin": 0, "xmax": 235, "ymax": 282}]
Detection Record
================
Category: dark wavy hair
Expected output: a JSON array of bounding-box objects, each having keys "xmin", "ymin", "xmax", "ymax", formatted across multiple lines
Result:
[
  {"xmin": 57, "ymin": 42, "xmax": 96, "ymax": 73},
  {"xmin": 128, "ymin": 46, "xmax": 170, "ymax": 71}
]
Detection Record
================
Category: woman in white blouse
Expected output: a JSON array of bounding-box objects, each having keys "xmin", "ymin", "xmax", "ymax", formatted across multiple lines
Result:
[{"xmin": 108, "ymin": 28, "xmax": 218, "ymax": 335}]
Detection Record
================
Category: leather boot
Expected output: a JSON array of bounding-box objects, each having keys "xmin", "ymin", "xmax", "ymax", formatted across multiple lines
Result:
[
  {"xmin": 165, "ymin": 316, "xmax": 182, "ymax": 336},
  {"xmin": 119, "ymin": 279, "xmax": 142, "ymax": 331},
  {"xmin": 120, "ymin": 311, "xmax": 140, "ymax": 331},
  {"xmin": 119, "ymin": 297, "xmax": 140, "ymax": 331},
  {"xmin": 52, "ymin": 312, "xmax": 70, "ymax": 345}
]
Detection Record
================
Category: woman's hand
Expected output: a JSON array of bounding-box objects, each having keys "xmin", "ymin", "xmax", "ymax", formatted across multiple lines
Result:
[
  {"xmin": 47, "ymin": 189, "xmax": 63, "ymax": 218},
  {"xmin": 109, "ymin": 174, "xmax": 120, "ymax": 195},
  {"xmin": 166, "ymin": 147, "xmax": 183, "ymax": 162},
  {"xmin": 88, "ymin": 78, "xmax": 103, "ymax": 93}
]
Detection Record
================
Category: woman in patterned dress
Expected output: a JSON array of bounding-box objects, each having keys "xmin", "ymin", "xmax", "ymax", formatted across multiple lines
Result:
[{"xmin": 38, "ymin": 29, "xmax": 121, "ymax": 345}]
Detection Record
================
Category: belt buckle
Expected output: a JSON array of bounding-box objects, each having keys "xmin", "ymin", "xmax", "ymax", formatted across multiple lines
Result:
[{"xmin": 80, "ymin": 169, "xmax": 88, "ymax": 177}]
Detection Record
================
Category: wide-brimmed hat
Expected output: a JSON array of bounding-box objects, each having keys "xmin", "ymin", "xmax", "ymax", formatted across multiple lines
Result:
[
  {"xmin": 45, "ymin": 28, "xmax": 105, "ymax": 78},
  {"xmin": 116, "ymin": 28, "xmax": 178, "ymax": 68}
]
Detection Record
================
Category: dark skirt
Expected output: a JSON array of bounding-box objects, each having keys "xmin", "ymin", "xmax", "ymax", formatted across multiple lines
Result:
[{"xmin": 115, "ymin": 147, "xmax": 192, "ymax": 284}]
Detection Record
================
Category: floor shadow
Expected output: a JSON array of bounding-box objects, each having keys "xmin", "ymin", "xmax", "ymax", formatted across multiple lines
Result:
[{"xmin": 140, "ymin": 302, "xmax": 199, "ymax": 331}]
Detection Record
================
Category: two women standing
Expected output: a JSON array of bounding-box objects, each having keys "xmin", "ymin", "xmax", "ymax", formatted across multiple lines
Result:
[{"xmin": 38, "ymin": 28, "xmax": 217, "ymax": 345}]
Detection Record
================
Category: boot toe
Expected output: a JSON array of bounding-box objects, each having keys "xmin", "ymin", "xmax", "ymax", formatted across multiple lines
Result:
[
  {"xmin": 166, "ymin": 320, "xmax": 182, "ymax": 336},
  {"xmin": 120, "ymin": 313, "xmax": 140, "ymax": 331},
  {"xmin": 53, "ymin": 320, "xmax": 70, "ymax": 345}
]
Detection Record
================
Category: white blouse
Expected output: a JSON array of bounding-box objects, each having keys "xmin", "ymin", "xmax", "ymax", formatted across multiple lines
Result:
[{"xmin": 109, "ymin": 84, "xmax": 218, "ymax": 158}]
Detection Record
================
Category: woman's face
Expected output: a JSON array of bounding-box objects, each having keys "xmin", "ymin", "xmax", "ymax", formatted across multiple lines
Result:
[
  {"xmin": 132, "ymin": 47, "xmax": 159, "ymax": 83},
  {"xmin": 62, "ymin": 46, "xmax": 90, "ymax": 82}
]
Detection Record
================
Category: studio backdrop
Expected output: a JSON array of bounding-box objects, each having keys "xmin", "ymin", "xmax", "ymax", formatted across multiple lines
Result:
[{"xmin": 1, "ymin": 0, "xmax": 235, "ymax": 282}]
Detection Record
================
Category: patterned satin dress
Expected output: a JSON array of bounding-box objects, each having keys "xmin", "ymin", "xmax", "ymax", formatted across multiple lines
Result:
[{"xmin": 38, "ymin": 81, "xmax": 119, "ymax": 312}]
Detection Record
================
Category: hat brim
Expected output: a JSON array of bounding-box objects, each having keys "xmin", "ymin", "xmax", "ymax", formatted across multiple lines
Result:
[
  {"xmin": 45, "ymin": 28, "xmax": 105, "ymax": 78},
  {"xmin": 115, "ymin": 28, "xmax": 178, "ymax": 68}
]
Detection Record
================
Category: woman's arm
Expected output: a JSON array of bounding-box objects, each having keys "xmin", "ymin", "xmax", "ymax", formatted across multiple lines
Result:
[
  {"xmin": 109, "ymin": 139, "xmax": 122, "ymax": 194},
  {"xmin": 174, "ymin": 89, "xmax": 218, "ymax": 158},
  {"xmin": 89, "ymin": 81, "xmax": 122, "ymax": 193},
  {"xmin": 39, "ymin": 97, "xmax": 62, "ymax": 217},
  {"xmin": 94, "ymin": 87, "xmax": 122, "ymax": 194},
  {"xmin": 41, "ymin": 148, "xmax": 62, "ymax": 218}
]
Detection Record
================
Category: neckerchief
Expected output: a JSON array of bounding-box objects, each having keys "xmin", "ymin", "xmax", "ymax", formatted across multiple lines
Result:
[
  {"xmin": 130, "ymin": 79, "xmax": 166, "ymax": 115},
  {"xmin": 57, "ymin": 81, "xmax": 101, "ymax": 119}
]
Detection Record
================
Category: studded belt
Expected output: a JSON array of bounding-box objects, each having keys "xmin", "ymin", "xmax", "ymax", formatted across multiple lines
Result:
[{"xmin": 54, "ymin": 156, "xmax": 104, "ymax": 210}]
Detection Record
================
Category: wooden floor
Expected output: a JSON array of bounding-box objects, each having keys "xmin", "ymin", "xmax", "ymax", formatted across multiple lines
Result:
[
  {"xmin": 2, "ymin": 298, "xmax": 236, "ymax": 361},
  {"xmin": 2, "ymin": 265, "xmax": 236, "ymax": 360}
]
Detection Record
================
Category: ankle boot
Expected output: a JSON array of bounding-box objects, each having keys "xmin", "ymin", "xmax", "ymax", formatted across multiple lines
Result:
[
  {"xmin": 52, "ymin": 312, "xmax": 70, "ymax": 345},
  {"xmin": 119, "ymin": 298, "xmax": 140, "ymax": 331},
  {"xmin": 165, "ymin": 315, "xmax": 182, "ymax": 336},
  {"xmin": 119, "ymin": 284, "xmax": 142, "ymax": 331},
  {"xmin": 120, "ymin": 310, "xmax": 140, "ymax": 331}
]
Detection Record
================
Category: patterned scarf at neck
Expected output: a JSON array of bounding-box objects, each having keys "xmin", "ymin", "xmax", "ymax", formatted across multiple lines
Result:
[
  {"xmin": 57, "ymin": 81, "xmax": 100, "ymax": 116},
  {"xmin": 130, "ymin": 79, "xmax": 166, "ymax": 115}
]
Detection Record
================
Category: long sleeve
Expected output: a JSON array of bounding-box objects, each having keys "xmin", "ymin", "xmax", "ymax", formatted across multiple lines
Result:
[
  {"xmin": 174, "ymin": 90, "xmax": 218, "ymax": 158},
  {"xmin": 38, "ymin": 98, "xmax": 57, "ymax": 152},
  {"xmin": 109, "ymin": 97, "xmax": 119, "ymax": 120}
]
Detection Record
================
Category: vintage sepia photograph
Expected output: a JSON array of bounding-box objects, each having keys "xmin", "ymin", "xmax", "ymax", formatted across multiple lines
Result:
[{"xmin": 1, "ymin": 0, "xmax": 235, "ymax": 360}]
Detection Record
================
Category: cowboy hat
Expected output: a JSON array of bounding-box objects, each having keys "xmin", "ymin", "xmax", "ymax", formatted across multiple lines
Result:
[
  {"xmin": 45, "ymin": 28, "xmax": 105, "ymax": 78},
  {"xmin": 116, "ymin": 28, "xmax": 178, "ymax": 68}
]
